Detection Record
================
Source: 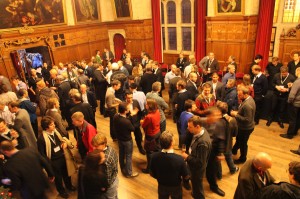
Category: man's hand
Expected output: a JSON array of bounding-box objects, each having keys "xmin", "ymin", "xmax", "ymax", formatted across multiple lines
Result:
[
  {"xmin": 181, "ymin": 152, "xmax": 189, "ymax": 160},
  {"xmin": 230, "ymin": 110, "xmax": 238, "ymax": 117}
]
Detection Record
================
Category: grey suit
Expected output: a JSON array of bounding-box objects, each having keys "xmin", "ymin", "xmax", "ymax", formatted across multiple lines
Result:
[
  {"xmin": 207, "ymin": 81, "xmax": 225, "ymax": 101},
  {"xmin": 232, "ymin": 96, "xmax": 256, "ymax": 162},
  {"xmin": 13, "ymin": 109, "xmax": 37, "ymax": 148}
]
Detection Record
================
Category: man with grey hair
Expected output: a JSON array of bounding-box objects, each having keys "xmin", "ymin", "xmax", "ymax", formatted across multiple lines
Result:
[
  {"xmin": 57, "ymin": 74, "xmax": 72, "ymax": 124},
  {"xmin": 164, "ymin": 64, "xmax": 177, "ymax": 85},
  {"xmin": 118, "ymin": 60, "xmax": 129, "ymax": 76},
  {"xmin": 222, "ymin": 64, "xmax": 236, "ymax": 85},
  {"xmin": 234, "ymin": 152, "xmax": 275, "ymax": 199},
  {"xmin": 146, "ymin": 82, "xmax": 169, "ymax": 132},
  {"xmin": 150, "ymin": 131, "xmax": 189, "ymax": 199},
  {"xmin": 110, "ymin": 62, "xmax": 127, "ymax": 100},
  {"xmin": 124, "ymin": 57, "xmax": 133, "ymax": 75}
]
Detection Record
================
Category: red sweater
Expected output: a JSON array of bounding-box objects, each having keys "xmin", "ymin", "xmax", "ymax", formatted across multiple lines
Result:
[
  {"xmin": 81, "ymin": 121, "xmax": 97, "ymax": 153},
  {"xmin": 142, "ymin": 110, "xmax": 160, "ymax": 136}
]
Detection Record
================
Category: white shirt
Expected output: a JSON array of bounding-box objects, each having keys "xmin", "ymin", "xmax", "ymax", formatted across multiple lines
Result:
[
  {"xmin": 82, "ymin": 93, "xmax": 88, "ymax": 103},
  {"xmin": 184, "ymin": 65, "xmax": 192, "ymax": 78},
  {"xmin": 132, "ymin": 90, "xmax": 146, "ymax": 111},
  {"xmin": 164, "ymin": 71, "xmax": 176, "ymax": 84}
]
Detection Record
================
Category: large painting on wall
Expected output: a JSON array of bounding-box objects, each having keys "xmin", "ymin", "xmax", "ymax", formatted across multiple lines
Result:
[
  {"xmin": 111, "ymin": 0, "xmax": 132, "ymax": 19},
  {"xmin": 216, "ymin": 0, "xmax": 244, "ymax": 16},
  {"xmin": 73, "ymin": 0, "xmax": 100, "ymax": 23},
  {"xmin": 0, "ymin": 0, "xmax": 65, "ymax": 30}
]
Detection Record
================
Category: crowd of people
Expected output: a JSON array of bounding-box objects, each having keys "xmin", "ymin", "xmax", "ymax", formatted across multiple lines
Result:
[{"xmin": 0, "ymin": 48, "xmax": 299, "ymax": 199}]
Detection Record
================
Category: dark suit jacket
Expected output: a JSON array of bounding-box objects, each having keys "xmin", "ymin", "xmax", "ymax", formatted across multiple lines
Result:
[
  {"xmin": 154, "ymin": 68, "xmax": 165, "ymax": 90},
  {"xmin": 207, "ymin": 81, "xmax": 225, "ymax": 101},
  {"xmin": 102, "ymin": 51, "xmax": 114, "ymax": 62},
  {"xmin": 288, "ymin": 60, "xmax": 300, "ymax": 77},
  {"xmin": 253, "ymin": 74, "xmax": 268, "ymax": 97},
  {"xmin": 140, "ymin": 73, "xmax": 158, "ymax": 95},
  {"xmin": 77, "ymin": 75, "xmax": 91, "ymax": 88},
  {"xmin": 58, "ymin": 81, "xmax": 71, "ymax": 108},
  {"xmin": 93, "ymin": 69, "xmax": 108, "ymax": 100},
  {"xmin": 169, "ymin": 76, "xmax": 182, "ymax": 100},
  {"xmin": 124, "ymin": 64, "xmax": 133, "ymax": 75},
  {"xmin": 129, "ymin": 100, "xmax": 142, "ymax": 128},
  {"xmin": 173, "ymin": 90, "xmax": 190, "ymax": 118},
  {"xmin": 205, "ymin": 59, "xmax": 220, "ymax": 73},
  {"xmin": 4, "ymin": 148, "xmax": 54, "ymax": 199},
  {"xmin": 235, "ymin": 96, "xmax": 256, "ymax": 130},
  {"xmin": 234, "ymin": 159, "xmax": 275, "ymax": 199},
  {"xmin": 176, "ymin": 57, "xmax": 187, "ymax": 72},
  {"xmin": 45, "ymin": 109, "xmax": 68, "ymax": 137},
  {"xmin": 70, "ymin": 102, "xmax": 97, "ymax": 128},
  {"xmin": 86, "ymin": 90, "xmax": 98, "ymax": 111},
  {"xmin": 186, "ymin": 80, "xmax": 199, "ymax": 100}
]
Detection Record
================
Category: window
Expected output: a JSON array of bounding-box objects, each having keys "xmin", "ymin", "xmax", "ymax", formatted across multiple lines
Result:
[
  {"xmin": 273, "ymin": 0, "xmax": 280, "ymax": 23},
  {"xmin": 161, "ymin": 0, "xmax": 195, "ymax": 53},
  {"xmin": 269, "ymin": 27, "xmax": 276, "ymax": 57},
  {"xmin": 282, "ymin": 0, "xmax": 300, "ymax": 22},
  {"xmin": 181, "ymin": 0, "xmax": 191, "ymax": 23},
  {"xmin": 167, "ymin": 1, "xmax": 176, "ymax": 24}
]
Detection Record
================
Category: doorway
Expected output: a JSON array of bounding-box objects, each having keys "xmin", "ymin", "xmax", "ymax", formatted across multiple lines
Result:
[{"xmin": 113, "ymin": 34, "xmax": 126, "ymax": 61}]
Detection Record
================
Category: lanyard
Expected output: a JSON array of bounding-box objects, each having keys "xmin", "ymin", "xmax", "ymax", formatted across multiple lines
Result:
[
  {"xmin": 280, "ymin": 74, "xmax": 289, "ymax": 84},
  {"xmin": 48, "ymin": 134, "xmax": 56, "ymax": 145}
]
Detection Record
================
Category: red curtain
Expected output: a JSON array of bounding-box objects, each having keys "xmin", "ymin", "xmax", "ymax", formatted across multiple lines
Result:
[
  {"xmin": 195, "ymin": 0, "xmax": 207, "ymax": 62},
  {"xmin": 113, "ymin": 34, "xmax": 126, "ymax": 61},
  {"xmin": 254, "ymin": 0, "xmax": 275, "ymax": 69},
  {"xmin": 151, "ymin": 0, "xmax": 163, "ymax": 63}
]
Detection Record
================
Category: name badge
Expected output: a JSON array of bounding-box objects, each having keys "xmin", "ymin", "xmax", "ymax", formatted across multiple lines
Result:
[{"xmin": 54, "ymin": 146, "xmax": 61, "ymax": 153}]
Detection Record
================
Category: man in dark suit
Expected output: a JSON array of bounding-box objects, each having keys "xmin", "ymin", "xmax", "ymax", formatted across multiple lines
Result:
[
  {"xmin": 1, "ymin": 140, "xmax": 55, "ymax": 199},
  {"xmin": 110, "ymin": 62, "xmax": 128, "ymax": 101},
  {"xmin": 57, "ymin": 75, "xmax": 72, "ymax": 122},
  {"xmin": 231, "ymin": 86, "xmax": 256, "ymax": 164},
  {"xmin": 287, "ymin": 52, "xmax": 300, "ymax": 77},
  {"xmin": 249, "ymin": 54, "xmax": 263, "ymax": 80},
  {"xmin": 93, "ymin": 64, "xmax": 108, "ymax": 115},
  {"xmin": 80, "ymin": 84, "xmax": 98, "ymax": 112},
  {"xmin": 202, "ymin": 52, "xmax": 220, "ymax": 82},
  {"xmin": 252, "ymin": 65, "xmax": 268, "ymax": 125},
  {"xmin": 207, "ymin": 73, "xmax": 225, "ymax": 101},
  {"xmin": 70, "ymin": 93, "xmax": 97, "ymax": 128},
  {"xmin": 176, "ymin": 52, "xmax": 187, "ymax": 72},
  {"xmin": 181, "ymin": 116, "xmax": 212, "ymax": 199},
  {"xmin": 140, "ymin": 65, "xmax": 158, "ymax": 95},
  {"xmin": 124, "ymin": 58, "xmax": 133, "ymax": 75},
  {"xmin": 76, "ymin": 69, "xmax": 91, "ymax": 89},
  {"xmin": 102, "ymin": 48, "xmax": 115, "ymax": 63},
  {"xmin": 186, "ymin": 72, "xmax": 199, "ymax": 100},
  {"xmin": 234, "ymin": 152, "xmax": 275, "ymax": 199},
  {"xmin": 125, "ymin": 91, "xmax": 146, "ymax": 155},
  {"xmin": 8, "ymin": 101, "xmax": 37, "ymax": 148},
  {"xmin": 152, "ymin": 61, "xmax": 164, "ymax": 96}
]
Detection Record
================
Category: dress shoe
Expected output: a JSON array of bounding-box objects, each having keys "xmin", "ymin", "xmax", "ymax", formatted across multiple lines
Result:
[
  {"xmin": 182, "ymin": 180, "xmax": 191, "ymax": 190},
  {"xmin": 266, "ymin": 120, "xmax": 272, "ymax": 126},
  {"xmin": 234, "ymin": 159, "xmax": 246, "ymax": 164},
  {"xmin": 278, "ymin": 122, "xmax": 284, "ymax": 129},
  {"xmin": 59, "ymin": 192, "xmax": 69, "ymax": 198},
  {"xmin": 290, "ymin": 150, "xmax": 300, "ymax": 155},
  {"xmin": 126, "ymin": 172, "xmax": 139, "ymax": 178},
  {"xmin": 210, "ymin": 187, "xmax": 225, "ymax": 197},
  {"xmin": 67, "ymin": 186, "xmax": 76, "ymax": 192},
  {"xmin": 280, "ymin": 134, "xmax": 293, "ymax": 139},
  {"xmin": 142, "ymin": 169, "xmax": 149, "ymax": 174},
  {"xmin": 230, "ymin": 166, "xmax": 239, "ymax": 174}
]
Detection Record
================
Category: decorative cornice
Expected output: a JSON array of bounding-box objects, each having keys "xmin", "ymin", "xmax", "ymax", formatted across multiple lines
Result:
[
  {"xmin": 3, "ymin": 36, "xmax": 49, "ymax": 48},
  {"xmin": 19, "ymin": 24, "xmax": 35, "ymax": 34}
]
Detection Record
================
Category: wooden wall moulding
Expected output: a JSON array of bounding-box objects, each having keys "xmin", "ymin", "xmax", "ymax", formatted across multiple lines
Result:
[
  {"xmin": 206, "ymin": 16, "xmax": 258, "ymax": 73},
  {"xmin": 3, "ymin": 35, "xmax": 50, "ymax": 49}
]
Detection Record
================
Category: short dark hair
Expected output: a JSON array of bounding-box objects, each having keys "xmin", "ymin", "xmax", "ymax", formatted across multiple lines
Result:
[
  {"xmin": 146, "ymin": 99, "xmax": 158, "ymax": 113},
  {"xmin": 17, "ymin": 88, "xmax": 27, "ymax": 98},
  {"xmin": 254, "ymin": 54, "xmax": 263, "ymax": 60},
  {"xmin": 118, "ymin": 102, "xmax": 128, "ymax": 114},
  {"xmin": 111, "ymin": 80, "xmax": 121, "ymax": 87},
  {"xmin": 188, "ymin": 115, "xmax": 202, "ymax": 127},
  {"xmin": 8, "ymin": 101, "xmax": 19, "ymax": 108},
  {"xmin": 184, "ymin": 99, "xmax": 194, "ymax": 111},
  {"xmin": 129, "ymin": 83, "xmax": 138, "ymax": 89},
  {"xmin": 160, "ymin": 131, "xmax": 173, "ymax": 149},
  {"xmin": 0, "ymin": 140, "xmax": 15, "ymax": 152},
  {"xmin": 128, "ymin": 75, "xmax": 135, "ymax": 81},
  {"xmin": 177, "ymin": 80, "xmax": 186, "ymax": 89},
  {"xmin": 125, "ymin": 90, "xmax": 133, "ymax": 96},
  {"xmin": 216, "ymin": 101, "xmax": 228, "ymax": 114},
  {"xmin": 41, "ymin": 116, "xmax": 54, "ymax": 130},
  {"xmin": 289, "ymin": 161, "xmax": 300, "ymax": 184}
]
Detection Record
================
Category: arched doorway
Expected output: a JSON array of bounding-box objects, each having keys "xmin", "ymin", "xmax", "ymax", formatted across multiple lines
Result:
[{"xmin": 113, "ymin": 34, "xmax": 126, "ymax": 61}]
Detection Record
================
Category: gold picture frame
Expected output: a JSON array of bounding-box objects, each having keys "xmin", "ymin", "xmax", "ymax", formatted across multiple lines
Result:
[
  {"xmin": 72, "ymin": 0, "xmax": 101, "ymax": 24},
  {"xmin": 215, "ymin": 0, "xmax": 244, "ymax": 16},
  {"xmin": 0, "ymin": 0, "xmax": 67, "ymax": 32},
  {"xmin": 111, "ymin": 0, "xmax": 132, "ymax": 20}
]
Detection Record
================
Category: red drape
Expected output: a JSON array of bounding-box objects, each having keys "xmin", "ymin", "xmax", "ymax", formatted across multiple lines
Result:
[
  {"xmin": 113, "ymin": 34, "xmax": 126, "ymax": 62},
  {"xmin": 151, "ymin": 0, "xmax": 163, "ymax": 63},
  {"xmin": 195, "ymin": 0, "xmax": 207, "ymax": 62},
  {"xmin": 254, "ymin": 0, "xmax": 275, "ymax": 69}
]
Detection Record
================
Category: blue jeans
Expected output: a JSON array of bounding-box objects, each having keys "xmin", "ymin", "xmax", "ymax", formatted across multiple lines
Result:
[
  {"xmin": 217, "ymin": 151, "xmax": 236, "ymax": 176},
  {"xmin": 118, "ymin": 140, "xmax": 133, "ymax": 175},
  {"xmin": 102, "ymin": 177, "xmax": 118, "ymax": 199}
]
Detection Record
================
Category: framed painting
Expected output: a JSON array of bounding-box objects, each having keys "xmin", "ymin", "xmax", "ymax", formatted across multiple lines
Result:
[
  {"xmin": 215, "ymin": 0, "xmax": 244, "ymax": 16},
  {"xmin": 72, "ymin": 0, "xmax": 101, "ymax": 23},
  {"xmin": 0, "ymin": 0, "xmax": 66, "ymax": 31},
  {"xmin": 111, "ymin": 0, "xmax": 132, "ymax": 20}
]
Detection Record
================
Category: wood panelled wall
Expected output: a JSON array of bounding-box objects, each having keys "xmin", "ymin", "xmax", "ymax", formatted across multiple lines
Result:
[
  {"xmin": 0, "ymin": 19, "xmax": 153, "ymax": 80},
  {"xmin": 206, "ymin": 16, "xmax": 258, "ymax": 73},
  {"xmin": 278, "ymin": 30, "xmax": 300, "ymax": 66}
]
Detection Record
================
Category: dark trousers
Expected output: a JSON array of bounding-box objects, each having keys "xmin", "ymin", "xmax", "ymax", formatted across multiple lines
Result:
[
  {"xmin": 206, "ymin": 150, "xmax": 219, "ymax": 190},
  {"xmin": 190, "ymin": 172, "xmax": 205, "ymax": 199},
  {"xmin": 134, "ymin": 126, "xmax": 143, "ymax": 149},
  {"xmin": 232, "ymin": 129, "xmax": 253, "ymax": 161},
  {"xmin": 99, "ymin": 90, "xmax": 106, "ymax": 115},
  {"xmin": 269, "ymin": 95, "xmax": 288, "ymax": 122},
  {"xmin": 51, "ymin": 156, "xmax": 72, "ymax": 194},
  {"xmin": 108, "ymin": 108, "xmax": 117, "ymax": 140},
  {"xmin": 158, "ymin": 184, "xmax": 182, "ymax": 199},
  {"xmin": 254, "ymin": 95, "xmax": 264, "ymax": 123},
  {"xmin": 118, "ymin": 140, "xmax": 133, "ymax": 176},
  {"xmin": 287, "ymin": 104, "xmax": 300, "ymax": 136},
  {"xmin": 176, "ymin": 121, "xmax": 186, "ymax": 148},
  {"xmin": 217, "ymin": 151, "xmax": 236, "ymax": 176},
  {"xmin": 31, "ymin": 119, "xmax": 39, "ymax": 139}
]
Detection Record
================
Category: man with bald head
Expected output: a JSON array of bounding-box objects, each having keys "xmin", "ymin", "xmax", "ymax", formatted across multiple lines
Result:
[{"xmin": 234, "ymin": 152, "xmax": 275, "ymax": 199}]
